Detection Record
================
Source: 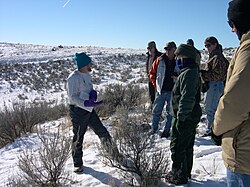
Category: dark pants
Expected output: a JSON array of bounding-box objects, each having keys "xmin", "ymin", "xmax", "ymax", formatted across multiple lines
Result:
[
  {"xmin": 148, "ymin": 81, "xmax": 155, "ymax": 105},
  {"xmin": 69, "ymin": 105, "xmax": 111, "ymax": 167},
  {"xmin": 170, "ymin": 117, "xmax": 199, "ymax": 178}
]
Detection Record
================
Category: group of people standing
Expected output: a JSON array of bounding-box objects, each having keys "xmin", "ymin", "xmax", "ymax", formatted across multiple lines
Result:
[
  {"xmin": 65, "ymin": 0, "xmax": 250, "ymax": 186},
  {"xmin": 146, "ymin": 37, "xmax": 229, "ymax": 138},
  {"xmin": 145, "ymin": 0, "xmax": 250, "ymax": 186}
]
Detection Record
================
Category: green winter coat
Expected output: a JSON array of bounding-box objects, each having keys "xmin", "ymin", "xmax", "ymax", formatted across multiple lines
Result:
[
  {"xmin": 170, "ymin": 64, "xmax": 202, "ymax": 122},
  {"xmin": 213, "ymin": 30, "xmax": 250, "ymax": 175}
]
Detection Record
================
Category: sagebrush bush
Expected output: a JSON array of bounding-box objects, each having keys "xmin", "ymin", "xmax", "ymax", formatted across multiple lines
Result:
[
  {"xmin": 0, "ymin": 101, "xmax": 68, "ymax": 148},
  {"xmin": 8, "ymin": 125, "xmax": 72, "ymax": 187},
  {"xmin": 99, "ymin": 107, "xmax": 169, "ymax": 187},
  {"xmin": 199, "ymin": 156, "xmax": 221, "ymax": 176},
  {"xmin": 96, "ymin": 83, "xmax": 148, "ymax": 117}
]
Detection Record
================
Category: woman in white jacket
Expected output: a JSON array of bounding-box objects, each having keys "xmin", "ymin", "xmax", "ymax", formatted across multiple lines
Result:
[{"xmin": 67, "ymin": 53, "xmax": 120, "ymax": 173}]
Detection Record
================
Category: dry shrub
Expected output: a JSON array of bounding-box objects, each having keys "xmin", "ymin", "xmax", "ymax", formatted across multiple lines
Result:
[
  {"xmin": 8, "ymin": 125, "xmax": 72, "ymax": 187},
  {"xmin": 99, "ymin": 107, "xmax": 169, "ymax": 187},
  {"xmin": 0, "ymin": 101, "xmax": 68, "ymax": 148},
  {"xmin": 96, "ymin": 83, "xmax": 147, "ymax": 117},
  {"xmin": 199, "ymin": 156, "xmax": 221, "ymax": 176}
]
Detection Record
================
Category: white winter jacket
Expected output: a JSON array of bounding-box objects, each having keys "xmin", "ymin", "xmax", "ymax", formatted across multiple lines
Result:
[{"xmin": 66, "ymin": 70, "xmax": 94, "ymax": 112}]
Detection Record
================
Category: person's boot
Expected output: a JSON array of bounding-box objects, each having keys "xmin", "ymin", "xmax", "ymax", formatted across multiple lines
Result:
[
  {"xmin": 74, "ymin": 165, "xmax": 84, "ymax": 174},
  {"xmin": 160, "ymin": 130, "xmax": 170, "ymax": 138},
  {"xmin": 166, "ymin": 170, "xmax": 188, "ymax": 185}
]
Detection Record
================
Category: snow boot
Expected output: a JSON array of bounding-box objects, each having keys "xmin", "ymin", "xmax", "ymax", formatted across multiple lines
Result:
[
  {"xmin": 166, "ymin": 171, "xmax": 188, "ymax": 185},
  {"xmin": 74, "ymin": 165, "xmax": 84, "ymax": 174}
]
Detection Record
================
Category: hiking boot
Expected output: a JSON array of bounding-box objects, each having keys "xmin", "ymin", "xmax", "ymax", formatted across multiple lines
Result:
[
  {"xmin": 74, "ymin": 165, "xmax": 84, "ymax": 174},
  {"xmin": 166, "ymin": 171, "xmax": 188, "ymax": 185},
  {"xmin": 160, "ymin": 131, "xmax": 170, "ymax": 138}
]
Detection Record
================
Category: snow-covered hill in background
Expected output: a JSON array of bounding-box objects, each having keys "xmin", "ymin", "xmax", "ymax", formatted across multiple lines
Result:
[
  {"xmin": 0, "ymin": 43, "xmax": 236, "ymax": 186},
  {"xmin": 0, "ymin": 42, "xmax": 235, "ymax": 108},
  {"xmin": 0, "ymin": 42, "xmax": 145, "ymax": 63},
  {"xmin": 0, "ymin": 42, "xmax": 146, "ymax": 109},
  {"xmin": 0, "ymin": 42, "xmax": 235, "ymax": 64}
]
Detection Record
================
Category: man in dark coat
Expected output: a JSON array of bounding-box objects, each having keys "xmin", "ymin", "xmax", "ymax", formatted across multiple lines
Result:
[{"xmin": 146, "ymin": 41, "xmax": 162, "ymax": 105}]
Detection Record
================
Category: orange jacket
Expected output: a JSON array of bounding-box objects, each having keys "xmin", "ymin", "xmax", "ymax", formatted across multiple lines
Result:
[{"xmin": 150, "ymin": 54, "xmax": 176, "ymax": 93}]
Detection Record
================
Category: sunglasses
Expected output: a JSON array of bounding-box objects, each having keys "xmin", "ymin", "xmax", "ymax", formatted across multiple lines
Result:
[
  {"xmin": 205, "ymin": 43, "xmax": 211, "ymax": 48},
  {"xmin": 227, "ymin": 20, "xmax": 234, "ymax": 29},
  {"xmin": 165, "ymin": 47, "xmax": 174, "ymax": 51}
]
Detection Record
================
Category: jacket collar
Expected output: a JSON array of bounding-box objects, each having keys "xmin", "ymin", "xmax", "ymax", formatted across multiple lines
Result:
[
  {"xmin": 209, "ymin": 47, "xmax": 222, "ymax": 58},
  {"xmin": 240, "ymin": 30, "xmax": 250, "ymax": 44},
  {"xmin": 180, "ymin": 63, "xmax": 198, "ymax": 73}
]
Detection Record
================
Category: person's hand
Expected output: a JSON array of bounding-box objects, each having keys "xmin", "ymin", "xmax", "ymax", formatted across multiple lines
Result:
[
  {"xmin": 211, "ymin": 129, "xmax": 222, "ymax": 146},
  {"xmin": 84, "ymin": 100, "xmax": 103, "ymax": 107},
  {"xmin": 89, "ymin": 90, "xmax": 97, "ymax": 101}
]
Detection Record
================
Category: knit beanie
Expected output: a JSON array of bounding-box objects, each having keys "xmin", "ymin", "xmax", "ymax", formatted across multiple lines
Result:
[
  {"xmin": 74, "ymin": 52, "xmax": 92, "ymax": 69},
  {"xmin": 228, "ymin": 0, "xmax": 250, "ymax": 37},
  {"xmin": 174, "ymin": 44, "xmax": 197, "ymax": 61}
]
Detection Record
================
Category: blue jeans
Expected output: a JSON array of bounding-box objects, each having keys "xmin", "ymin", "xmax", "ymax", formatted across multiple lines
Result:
[
  {"xmin": 152, "ymin": 91, "xmax": 172, "ymax": 132},
  {"xmin": 204, "ymin": 81, "xmax": 224, "ymax": 132},
  {"xmin": 227, "ymin": 168, "xmax": 250, "ymax": 187}
]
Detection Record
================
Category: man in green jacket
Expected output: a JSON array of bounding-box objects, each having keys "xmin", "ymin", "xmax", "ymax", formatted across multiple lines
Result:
[
  {"xmin": 166, "ymin": 44, "xmax": 202, "ymax": 185},
  {"xmin": 212, "ymin": 0, "xmax": 250, "ymax": 186}
]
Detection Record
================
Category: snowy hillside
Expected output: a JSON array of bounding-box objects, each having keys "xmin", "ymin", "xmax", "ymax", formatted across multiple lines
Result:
[
  {"xmin": 0, "ymin": 43, "xmax": 236, "ymax": 187},
  {"xmin": 0, "ymin": 42, "xmax": 145, "ymax": 63},
  {"xmin": 0, "ymin": 42, "xmax": 146, "ymax": 109},
  {"xmin": 0, "ymin": 42, "xmax": 235, "ymax": 108}
]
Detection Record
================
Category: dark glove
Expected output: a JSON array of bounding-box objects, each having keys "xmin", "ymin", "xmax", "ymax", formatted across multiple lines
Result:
[
  {"xmin": 211, "ymin": 130, "xmax": 222, "ymax": 146},
  {"xmin": 84, "ymin": 100, "xmax": 103, "ymax": 107},
  {"xmin": 89, "ymin": 90, "xmax": 97, "ymax": 101}
]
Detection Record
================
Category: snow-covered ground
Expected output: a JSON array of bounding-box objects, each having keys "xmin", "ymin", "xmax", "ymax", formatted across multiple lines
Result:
[
  {"xmin": 0, "ymin": 119, "xmax": 227, "ymax": 187},
  {"xmin": 0, "ymin": 43, "xmax": 235, "ymax": 186}
]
